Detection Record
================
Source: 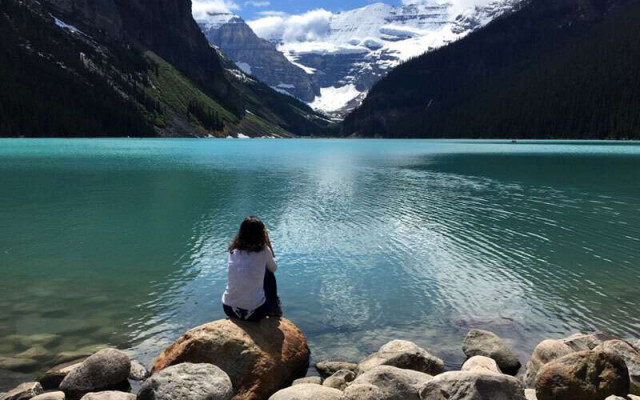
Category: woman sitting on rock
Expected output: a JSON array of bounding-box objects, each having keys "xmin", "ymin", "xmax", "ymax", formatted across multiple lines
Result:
[{"xmin": 222, "ymin": 216, "xmax": 282, "ymax": 321}]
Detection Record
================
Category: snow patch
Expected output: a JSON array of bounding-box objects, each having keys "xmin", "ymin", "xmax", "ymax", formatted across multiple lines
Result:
[
  {"xmin": 236, "ymin": 62, "xmax": 252, "ymax": 75},
  {"xmin": 237, "ymin": 133, "xmax": 250, "ymax": 139},
  {"xmin": 311, "ymin": 84, "xmax": 362, "ymax": 112},
  {"xmin": 51, "ymin": 15, "xmax": 84, "ymax": 35}
]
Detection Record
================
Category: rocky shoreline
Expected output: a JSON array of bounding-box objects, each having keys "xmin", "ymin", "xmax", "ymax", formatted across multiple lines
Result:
[{"xmin": 1, "ymin": 317, "xmax": 639, "ymax": 400}]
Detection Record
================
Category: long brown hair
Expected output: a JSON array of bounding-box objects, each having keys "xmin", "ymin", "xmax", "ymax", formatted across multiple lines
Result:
[{"xmin": 229, "ymin": 216, "xmax": 268, "ymax": 253}]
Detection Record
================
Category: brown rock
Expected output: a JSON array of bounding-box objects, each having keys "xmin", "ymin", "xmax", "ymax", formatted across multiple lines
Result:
[
  {"xmin": 31, "ymin": 392, "xmax": 65, "ymax": 400},
  {"xmin": 315, "ymin": 361, "xmax": 358, "ymax": 379},
  {"xmin": 523, "ymin": 339, "xmax": 574, "ymax": 388},
  {"xmin": 562, "ymin": 333, "xmax": 620, "ymax": 352},
  {"xmin": 536, "ymin": 350, "xmax": 629, "ymax": 400},
  {"xmin": 151, "ymin": 318, "xmax": 310, "ymax": 400},
  {"xmin": 292, "ymin": 377, "xmax": 322, "ymax": 385},
  {"xmin": 594, "ymin": 340, "xmax": 640, "ymax": 395}
]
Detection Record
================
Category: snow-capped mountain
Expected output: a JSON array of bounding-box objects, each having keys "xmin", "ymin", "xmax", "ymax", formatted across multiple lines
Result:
[{"xmin": 198, "ymin": 0, "xmax": 520, "ymax": 118}]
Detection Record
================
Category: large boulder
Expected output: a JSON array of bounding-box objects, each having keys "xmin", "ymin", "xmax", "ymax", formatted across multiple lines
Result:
[
  {"xmin": 323, "ymin": 370, "xmax": 355, "ymax": 390},
  {"xmin": 341, "ymin": 384, "xmax": 385, "ymax": 400},
  {"xmin": 562, "ymin": 333, "xmax": 620, "ymax": 352},
  {"xmin": 536, "ymin": 350, "xmax": 629, "ymax": 400},
  {"xmin": 419, "ymin": 371, "xmax": 527, "ymax": 400},
  {"xmin": 594, "ymin": 340, "xmax": 640, "ymax": 395},
  {"xmin": 151, "ymin": 318, "xmax": 310, "ymax": 400},
  {"xmin": 138, "ymin": 363, "xmax": 233, "ymax": 400},
  {"xmin": 462, "ymin": 330, "xmax": 521, "ymax": 375},
  {"xmin": 461, "ymin": 356, "xmax": 502, "ymax": 374},
  {"xmin": 523, "ymin": 339, "xmax": 574, "ymax": 388},
  {"xmin": 0, "ymin": 382, "xmax": 44, "ymax": 400},
  {"xmin": 352, "ymin": 365, "xmax": 432, "ymax": 400},
  {"xmin": 80, "ymin": 392, "xmax": 135, "ymax": 400},
  {"xmin": 267, "ymin": 384, "xmax": 342, "ymax": 400},
  {"xmin": 59, "ymin": 349, "xmax": 130, "ymax": 397},
  {"xmin": 358, "ymin": 340, "xmax": 444, "ymax": 376},
  {"xmin": 315, "ymin": 361, "xmax": 358, "ymax": 379}
]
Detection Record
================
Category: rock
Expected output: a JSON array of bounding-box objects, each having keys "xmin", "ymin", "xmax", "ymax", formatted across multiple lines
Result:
[
  {"xmin": 31, "ymin": 391, "xmax": 65, "ymax": 400},
  {"xmin": 0, "ymin": 357, "xmax": 39, "ymax": 373},
  {"xmin": 524, "ymin": 389, "xmax": 537, "ymax": 400},
  {"xmin": 358, "ymin": 340, "xmax": 444, "ymax": 376},
  {"xmin": 268, "ymin": 384, "xmax": 342, "ymax": 400},
  {"xmin": 634, "ymin": 340, "xmax": 640, "ymax": 351},
  {"xmin": 31, "ymin": 392, "xmax": 66, "ymax": 400},
  {"xmin": 352, "ymin": 365, "xmax": 432, "ymax": 400},
  {"xmin": 39, "ymin": 359, "xmax": 85, "ymax": 390},
  {"xmin": 420, "ymin": 371, "xmax": 527, "ymax": 400},
  {"xmin": 604, "ymin": 397, "xmax": 626, "ymax": 400},
  {"xmin": 18, "ymin": 334, "xmax": 63, "ymax": 348},
  {"xmin": 15, "ymin": 345, "xmax": 53, "ymax": 362},
  {"xmin": 461, "ymin": 356, "xmax": 502, "ymax": 374},
  {"xmin": 323, "ymin": 369, "xmax": 355, "ymax": 390},
  {"xmin": 536, "ymin": 350, "xmax": 629, "ymax": 400},
  {"xmin": 292, "ymin": 377, "xmax": 322, "ymax": 386},
  {"xmin": 1, "ymin": 382, "xmax": 44, "ymax": 400},
  {"xmin": 127, "ymin": 360, "xmax": 148, "ymax": 381},
  {"xmin": 562, "ymin": 332, "xmax": 620, "ymax": 352},
  {"xmin": 80, "ymin": 391, "xmax": 136, "ymax": 400},
  {"xmin": 341, "ymin": 384, "xmax": 385, "ymax": 400},
  {"xmin": 523, "ymin": 339, "xmax": 574, "ymax": 388},
  {"xmin": 59, "ymin": 348, "xmax": 131, "ymax": 396},
  {"xmin": 629, "ymin": 395, "xmax": 640, "ymax": 400},
  {"xmin": 138, "ymin": 363, "xmax": 233, "ymax": 400},
  {"xmin": 315, "ymin": 361, "xmax": 358, "ymax": 379},
  {"xmin": 151, "ymin": 318, "xmax": 310, "ymax": 400},
  {"xmin": 462, "ymin": 330, "xmax": 521, "ymax": 375},
  {"xmin": 594, "ymin": 340, "xmax": 640, "ymax": 395}
]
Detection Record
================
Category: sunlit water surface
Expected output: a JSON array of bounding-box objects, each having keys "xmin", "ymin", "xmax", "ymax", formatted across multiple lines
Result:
[{"xmin": 1, "ymin": 139, "xmax": 639, "ymax": 389}]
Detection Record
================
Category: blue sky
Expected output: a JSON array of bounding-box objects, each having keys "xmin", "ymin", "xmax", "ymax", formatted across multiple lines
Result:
[{"xmin": 192, "ymin": 0, "xmax": 405, "ymax": 21}]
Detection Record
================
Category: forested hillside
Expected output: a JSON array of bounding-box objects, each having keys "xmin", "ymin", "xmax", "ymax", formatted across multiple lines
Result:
[
  {"xmin": 0, "ymin": 0, "xmax": 333, "ymax": 137},
  {"xmin": 343, "ymin": 0, "xmax": 640, "ymax": 139}
]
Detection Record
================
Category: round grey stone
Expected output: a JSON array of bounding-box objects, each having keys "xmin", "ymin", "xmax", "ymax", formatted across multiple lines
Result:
[
  {"xmin": 315, "ymin": 361, "xmax": 358, "ymax": 379},
  {"xmin": 420, "ymin": 371, "xmax": 527, "ymax": 400},
  {"xmin": 462, "ymin": 330, "xmax": 521, "ymax": 375},
  {"xmin": 31, "ymin": 392, "xmax": 66, "ymax": 400},
  {"xmin": 1, "ymin": 382, "xmax": 44, "ymax": 400},
  {"xmin": 352, "ymin": 365, "xmax": 432, "ymax": 400},
  {"xmin": 80, "ymin": 391, "xmax": 136, "ymax": 400},
  {"xmin": 137, "ymin": 363, "xmax": 233, "ymax": 400},
  {"xmin": 358, "ymin": 340, "xmax": 444, "ymax": 376},
  {"xmin": 128, "ymin": 360, "xmax": 148, "ymax": 381},
  {"xmin": 341, "ymin": 384, "xmax": 385, "ymax": 400},
  {"xmin": 293, "ymin": 377, "xmax": 322, "ymax": 385},
  {"xmin": 59, "ymin": 348, "xmax": 130, "ymax": 395}
]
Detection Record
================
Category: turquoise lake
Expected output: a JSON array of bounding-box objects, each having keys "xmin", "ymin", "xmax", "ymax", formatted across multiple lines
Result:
[{"xmin": 1, "ymin": 139, "xmax": 639, "ymax": 389}]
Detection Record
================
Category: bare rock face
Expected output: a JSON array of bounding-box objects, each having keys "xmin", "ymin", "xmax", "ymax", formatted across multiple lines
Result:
[
  {"xmin": 461, "ymin": 356, "xmax": 502, "ymax": 374},
  {"xmin": 151, "ymin": 318, "xmax": 310, "ymax": 400},
  {"xmin": 315, "ymin": 361, "xmax": 358, "ymax": 379},
  {"xmin": 419, "ymin": 371, "xmax": 527, "ymax": 400},
  {"xmin": 358, "ymin": 340, "xmax": 444, "ymax": 376},
  {"xmin": 267, "ymin": 384, "xmax": 343, "ymax": 400},
  {"xmin": 0, "ymin": 382, "xmax": 44, "ymax": 400},
  {"xmin": 322, "ymin": 369, "xmax": 355, "ymax": 390},
  {"xmin": 59, "ymin": 349, "xmax": 131, "ymax": 397},
  {"xmin": 138, "ymin": 363, "xmax": 233, "ymax": 400},
  {"xmin": 352, "ymin": 365, "xmax": 432, "ymax": 400},
  {"xmin": 536, "ymin": 350, "xmax": 629, "ymax": 400},
  {"xmin": 523, "ymin": 339, "xmax": 574, "ymax": 388},
  {"xmin": 594, "ymin": 340, "xmax": 640, "ymax": 395},
  {"xmin": 462, "ymin": 330, "xmax": 521, "ymax": 375}
]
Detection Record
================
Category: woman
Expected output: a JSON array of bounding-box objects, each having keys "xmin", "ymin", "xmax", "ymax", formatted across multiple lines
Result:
[{"xmin": 222, "ymin": 216, "xmax": 282, "ymax": 321}]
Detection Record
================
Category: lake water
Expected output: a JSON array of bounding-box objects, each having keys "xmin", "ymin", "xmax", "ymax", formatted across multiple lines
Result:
[{"xmin": 1, "ymin": 139, "xmax": 639, "ymax": 389}]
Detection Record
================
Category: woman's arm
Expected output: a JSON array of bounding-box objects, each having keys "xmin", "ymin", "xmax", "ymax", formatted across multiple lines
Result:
[{"xmin": 265, "ymin": 230, "xmax": 277, "ymax": 273}]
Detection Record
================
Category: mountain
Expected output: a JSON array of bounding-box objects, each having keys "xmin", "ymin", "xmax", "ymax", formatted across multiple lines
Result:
[
  {"xmin": 0, "ymin": 0, "xmax": 333, "ymax": 137},
  {"xmin": 343, "ymin": 0, "xmax": 640, "ymax": 139},
  {"xmin": 229, "ymin": 0, "xmax": 519, "ymax": 117},
  {"xmin": 198, "ymin": 13, "xmax": 319, "ymax": 103}
]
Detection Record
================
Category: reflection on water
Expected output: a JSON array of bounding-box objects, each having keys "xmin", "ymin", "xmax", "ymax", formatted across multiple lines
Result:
[{"xmin": 0, "ymin": 139, "xmax": 639, "ymax": 389}]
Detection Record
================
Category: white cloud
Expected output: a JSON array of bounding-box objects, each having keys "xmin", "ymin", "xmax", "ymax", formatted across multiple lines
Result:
[
  {"xmin": 245, "ymin": 0, "xmax": 270, "ymax": 7},
  {"xmin": 256, "ymin": 10, "xmax": 288, "ymax": 17},
  {"xmin": 249, "ymin": 9, "xmax": 333, "ymax": 42},
  {"xmin": 192, "ymin": 0, "xmax": 240, "ymax": 20}
]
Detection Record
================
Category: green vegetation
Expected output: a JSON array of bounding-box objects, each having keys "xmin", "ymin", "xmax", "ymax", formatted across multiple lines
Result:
[{"xmin": 344, "ymin": 0, "xmax": 640, "ymax": 139}]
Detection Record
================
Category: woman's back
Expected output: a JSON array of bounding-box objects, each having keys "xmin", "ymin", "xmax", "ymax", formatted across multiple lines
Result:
[{"xmin": 222, "ymin": 247, "xmax": 276, "ymax": 311}]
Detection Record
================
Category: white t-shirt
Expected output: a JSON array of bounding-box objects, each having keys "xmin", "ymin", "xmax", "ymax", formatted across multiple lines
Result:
[{"xmin": 222, "ymin": 247, "xmax": 277, "ymax": 311}]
